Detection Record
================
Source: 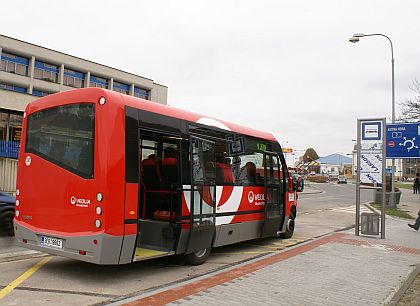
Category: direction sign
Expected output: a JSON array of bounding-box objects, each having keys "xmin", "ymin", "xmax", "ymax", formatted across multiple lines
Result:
[{"xmin": 386, "ymin": 123, "xmax": 420, "ymax": 158}]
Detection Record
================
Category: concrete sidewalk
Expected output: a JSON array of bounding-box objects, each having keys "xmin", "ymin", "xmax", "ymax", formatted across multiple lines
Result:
[{"xmin": 116, "ymin": 217, "xmax": 420, "ymax": 306}]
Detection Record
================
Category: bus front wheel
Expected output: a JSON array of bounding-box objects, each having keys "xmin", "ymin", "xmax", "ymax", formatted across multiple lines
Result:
[
  {"xmin": 185, "ymin": 247, "xmax": 211, "ymax": 265},
  {"xmin": 279, "ymin": 209, "xmax": 295, "ymax": 239}
]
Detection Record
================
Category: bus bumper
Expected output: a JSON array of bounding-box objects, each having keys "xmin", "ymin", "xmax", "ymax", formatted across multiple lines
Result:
[{"xmin": 14, "ymin": 221, "xmax": 134, "ymax": 265}]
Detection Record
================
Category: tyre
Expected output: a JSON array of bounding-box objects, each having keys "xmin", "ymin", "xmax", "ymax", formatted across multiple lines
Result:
[
  {"xmin": 185, "ymin": 247, "xmax": 211, "ymax": 265},
  {"xmin": 0, "ymin": 210, "xmax": 15, "ymax": 236},
  {"xmin": 279, "ymin": 208, "xmax": 295, "ymax": 239}
]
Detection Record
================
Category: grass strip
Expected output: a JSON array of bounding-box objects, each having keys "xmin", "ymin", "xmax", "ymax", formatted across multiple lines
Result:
[{"xmin": 372, "ymin": 203, "xmax": 415, "ymax": 219}]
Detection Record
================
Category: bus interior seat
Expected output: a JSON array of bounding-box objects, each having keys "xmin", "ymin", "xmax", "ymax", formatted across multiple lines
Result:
[
  {"xmin": 141, "ymin": 157, "xmax": 180, "ymax": 221},
  {"xmin": 160, "ymin": 157, "xmax": 178, "ymax": 189},
  {"xmin": 141, "ymin": 158, "xmax": 161, "ymax": 190},
  {"xmin": 215, "ymin": 162, "xmax": 234, "ymax": 185}
]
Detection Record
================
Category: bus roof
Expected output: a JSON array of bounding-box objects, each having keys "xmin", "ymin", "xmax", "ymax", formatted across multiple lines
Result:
[{"xmin": 26, "ymin": 88, "xmax": 278, "ymax": 142}]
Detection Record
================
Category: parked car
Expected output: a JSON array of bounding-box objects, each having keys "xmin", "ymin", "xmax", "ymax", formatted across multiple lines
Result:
[
  {"xmin": 328, "ymin": 171, "xmax": 340, "ymax": 180},
  {"xmin": 292, "ymin": 173, "xmax": 305, "ymax": 192},
  {"xmin": 337, "ymin": 175, "xmax": 347, "ymax": 184},
  {"xmin": 0, "ymin": 191, "xmax": 16, "ymax": 236}
]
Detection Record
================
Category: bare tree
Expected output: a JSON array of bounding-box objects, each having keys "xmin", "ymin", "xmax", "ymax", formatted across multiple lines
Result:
[{"xmin": 398, "ymin": 79, "xmax": 420, "ymax": 122}]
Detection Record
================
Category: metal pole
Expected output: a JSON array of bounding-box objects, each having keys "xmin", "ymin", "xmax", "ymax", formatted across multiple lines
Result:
[
  {"xmin": 390, "ymin": 56, "xmax": 396, "ymax": 208},
  {"xmin": 381, "ymin": 119, "xmax": 386, "ymax": 239},
  {"xmin": 350, "ymin": 33, "xmax": 396, "ymax": 208},
  {"xmin": 356, "ymin": 119, "xmax": 361, "ymax": 236},
  {"xmin": 369, "ymin": 35, "xmax": 395, "ymax": 208}
]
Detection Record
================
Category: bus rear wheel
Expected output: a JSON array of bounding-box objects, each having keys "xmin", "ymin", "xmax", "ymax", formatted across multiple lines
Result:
[
  {"xmin": 185, "ymin": 247, "xmax": 211, "ymax": 265},
  {"xmin": 0, "ymin": 211, "xmax": 15, "ymax": 236}
]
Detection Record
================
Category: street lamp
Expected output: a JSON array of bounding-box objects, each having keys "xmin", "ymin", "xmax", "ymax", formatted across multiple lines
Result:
[{"xmin": 349, "ymin": 32, "xmax": 396, "ymax": 208}]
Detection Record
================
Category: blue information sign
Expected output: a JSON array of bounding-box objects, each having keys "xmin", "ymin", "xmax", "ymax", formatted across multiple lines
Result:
[{"xmin": 386, "ymin": 123, "xmax": 420, "ymax": 158}]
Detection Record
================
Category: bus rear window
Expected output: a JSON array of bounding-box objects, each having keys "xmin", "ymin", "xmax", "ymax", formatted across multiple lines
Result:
[{"xmin": 25, "ymin": 103, "xmax": 95, "ymax": 178}]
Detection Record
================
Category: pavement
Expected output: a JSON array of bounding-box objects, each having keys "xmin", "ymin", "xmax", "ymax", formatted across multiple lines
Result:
[{"xmin": 108, "ymin": 187, "xmax": 420, "ymax": 306}]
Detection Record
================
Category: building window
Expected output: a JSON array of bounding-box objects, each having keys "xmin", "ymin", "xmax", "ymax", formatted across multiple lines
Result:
[
  {"xmin": 0, "ymin": 83, "xmax": 27, "ymax": 94},
  {"xmin": 0, "ymin": 52, "xmax": 29, "ymax": 76},
  {"xmin": 0, "ymin": 111, "xmax": 23, "ymax": 143},
  {"xmin": 34, "ymin": 60, "xmax": 59, "ymax": 83},
  {"xmin": 32, "ymin": 89, "xmax": 51, "ymax": 97},
  {"xmin": 113, "ymin": 81, "xmax": 129, "ymax": 95},
  {"xmin": 134, "ymin": 86, "xmax": 149, "ymax": 100},
  {"xmin": 63, "ymin": 68, "xmax": 85, "ymax": 88},
  {"xmin": 89, "ymin": 75, "xmax": 108, "ymax": 89}
]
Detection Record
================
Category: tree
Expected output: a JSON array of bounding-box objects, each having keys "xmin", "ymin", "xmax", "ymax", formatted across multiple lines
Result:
[
  {"xmin": 303, "ymin": 148, "xmax": 319, "ymax": 162},
  {"xmin": 398, "ymin": 79, "xmax": 420, "ymax": 122}
]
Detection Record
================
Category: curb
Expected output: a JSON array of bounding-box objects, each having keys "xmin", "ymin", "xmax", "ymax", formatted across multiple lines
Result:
[
  {"xmin": 300, "ymin": 185, "xmax": 323, "ymax": 195},
  {"xmin": 362, "ymin": 203, "xmax": 420, "ymax": 305},
  {"xmin": 386, "ymin": 263, "xmax": 420, "ymax": 306}
]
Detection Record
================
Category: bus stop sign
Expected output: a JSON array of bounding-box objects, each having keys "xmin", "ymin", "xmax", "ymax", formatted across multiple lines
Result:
[{"xmin": 386, "ymin": 123, "xmax": 420, "ymax": 158}]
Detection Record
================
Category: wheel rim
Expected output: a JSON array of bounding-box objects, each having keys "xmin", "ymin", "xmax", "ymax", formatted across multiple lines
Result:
[
  {"xmin": 194, "ymin": 248, "xmax": 207, "ymax": 258},
  {"xmin": 287, "ymin": 218, "xmax": 295, "ymax": 232}
]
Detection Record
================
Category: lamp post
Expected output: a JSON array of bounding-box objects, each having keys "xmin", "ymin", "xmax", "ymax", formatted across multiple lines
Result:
[{"xmin": 349, "ymin": 33, "xmax": 396, "ymax": 208}]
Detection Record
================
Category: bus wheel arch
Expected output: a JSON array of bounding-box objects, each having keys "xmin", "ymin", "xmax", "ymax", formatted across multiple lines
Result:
[{"xmin": 279, "ymin": 205, "xmax": 296, "ymax": 239}]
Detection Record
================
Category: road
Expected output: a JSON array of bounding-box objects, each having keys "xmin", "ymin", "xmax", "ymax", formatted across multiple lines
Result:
[
  {"xmin": 295, "ymin": 182, "xmax": 372, "ymax": 238},
  {"xmin": 0, "ymin": 182, "xmax": 374, "ymax": 305}
]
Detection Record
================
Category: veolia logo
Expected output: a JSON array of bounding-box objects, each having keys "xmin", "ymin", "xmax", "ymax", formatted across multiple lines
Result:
[
  {"xmin": 248, "ymin": 191, "xmax": 254, "ymax": 203},
  {"xmin": 248, "ymin": 191, "xmax": 265, "ymax": 205},
  {"xmin": 70, "ymin": 196, "xmax": 91, "ymax": 207}
]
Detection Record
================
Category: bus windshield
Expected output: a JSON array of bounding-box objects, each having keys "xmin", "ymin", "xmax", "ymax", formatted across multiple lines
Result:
[{"xmin": 25, "ymin": 103, "xmax": 95, "ymax": 178}]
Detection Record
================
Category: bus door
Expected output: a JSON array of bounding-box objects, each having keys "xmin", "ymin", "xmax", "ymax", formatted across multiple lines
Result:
[
  {"xmin": 185, "ymin": 136, "xmax": 216, "ymax": 254},
  {"xmin": 261, "ymin": 152, "xmax": 284, "ymax": 238},
  {"xmin": 136, "ymin": 130, "xmax": 181, "ymax": 258}
]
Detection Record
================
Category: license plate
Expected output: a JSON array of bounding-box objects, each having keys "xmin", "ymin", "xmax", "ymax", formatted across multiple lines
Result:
[{"xmin": 40, "ymin": 236, "xmax": 63, "ymax": 249}]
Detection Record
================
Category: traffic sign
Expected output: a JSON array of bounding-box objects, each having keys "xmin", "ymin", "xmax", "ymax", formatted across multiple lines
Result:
[
  {"xmin": 386, "ymin": 123, "xmax": 420, "ymax": 158},
  {"xmin": 359, "ymin": 120, "xmax": 384, "ymax": 184}
]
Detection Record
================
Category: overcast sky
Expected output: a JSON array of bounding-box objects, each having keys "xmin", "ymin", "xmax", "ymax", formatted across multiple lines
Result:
[{"xmin": 2, "ymin": 0, "xmax": 419, "ymax": 161}]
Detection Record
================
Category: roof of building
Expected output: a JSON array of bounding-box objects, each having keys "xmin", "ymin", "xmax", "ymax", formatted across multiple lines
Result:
[{"xmin": 316, "ymin": 153, "xmax": 352, "ymax": 165}]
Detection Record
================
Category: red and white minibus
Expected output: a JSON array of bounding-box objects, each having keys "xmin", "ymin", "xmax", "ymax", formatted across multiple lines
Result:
[{"xmin": 14, "ymin": 88, "xmax": 297, "ymax": 265}]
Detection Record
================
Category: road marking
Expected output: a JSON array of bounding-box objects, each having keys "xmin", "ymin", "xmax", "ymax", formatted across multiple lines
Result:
[
  {"xmin": 328, "ymin": 205, "xmax": 370, "ymax": 214},
  {"xmin": 0, "ymin": 256, "xmax": 52, "ymax": 300}
]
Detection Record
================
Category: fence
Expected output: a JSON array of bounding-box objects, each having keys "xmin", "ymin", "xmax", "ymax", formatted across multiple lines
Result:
[
  {"xmin": 0, "ymin": 157, "xmax": 18, "ymax": 194},
  {"xmin": 0, "ymin": 141, "xmax": 20, "ymax": 159}
]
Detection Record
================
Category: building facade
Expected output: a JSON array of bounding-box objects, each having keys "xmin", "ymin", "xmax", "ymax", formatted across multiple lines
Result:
[
  {"xmin": 0, "ymin": 34, "xmax": 168, "ymax": 146},
  {"xmin": 0, "ymin": 34, "xmax": 168, "ymax": 193},
  {"xmin": 401, "ymin": 158, "xmax": 420, "ymax": 179}
]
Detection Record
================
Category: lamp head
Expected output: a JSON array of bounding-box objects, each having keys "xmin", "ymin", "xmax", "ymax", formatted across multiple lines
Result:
[
  {"xmin": 353, "ymin": 33, "xmax": 365, "ymax": 38},
  {"xmin": 349, "ymin": 37, "xmax": 359, "ymax": 43}
]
